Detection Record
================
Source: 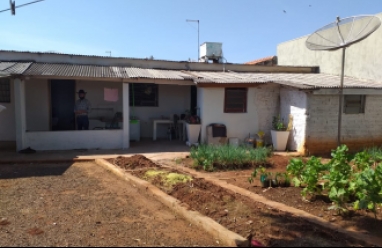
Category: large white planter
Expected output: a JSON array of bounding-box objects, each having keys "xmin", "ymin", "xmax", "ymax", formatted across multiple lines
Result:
[
  {"xmin": 185, "ymin": 123, "xmax": 201, "ymax": 144},
  {"xmin": 0, "ymin": 105, "xmax": 5, "ymax": 113},
  {"xmin": 271, "ymin": 130, "xmax": 290, "ymax": 151}
]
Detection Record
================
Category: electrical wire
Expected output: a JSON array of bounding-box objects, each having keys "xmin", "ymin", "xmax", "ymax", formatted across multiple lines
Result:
[{"xmin": 0, "ymin": 0, "xmax": 44, "ymax": 14}]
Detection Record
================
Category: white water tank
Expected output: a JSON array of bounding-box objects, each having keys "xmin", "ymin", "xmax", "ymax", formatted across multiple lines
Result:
[{"xmin": 200, "ymin": 42, "xmax": 223, "ymax": 61}]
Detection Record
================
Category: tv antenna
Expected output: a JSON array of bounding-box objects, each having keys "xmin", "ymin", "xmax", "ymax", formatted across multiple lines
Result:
[
  {"xmin": 186, "ymin": 19, "xmax": 199, "ymax": 62},
  {"xmin": 0, "ymin": 0, "xmax": 45, "ymax": 15},
  {"xmin": 306, "ymin": 15, "xmax": 381, "ymax": 146},
  {"xmin": 106, "ymin": 51, "xmax": 112, "ymax": 57}
]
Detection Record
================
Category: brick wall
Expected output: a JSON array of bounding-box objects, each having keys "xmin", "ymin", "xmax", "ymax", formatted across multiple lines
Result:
[
  {"xmin": 254, "ymin": 83, "xmax": 280, "ymax": 145},
  {"xmin": 280, "ymin": 87, "xmax": 308, "ymax": 153},
  {"xmin": 306, "ymin": 94, "xmax": 382, "ymax": 155}
]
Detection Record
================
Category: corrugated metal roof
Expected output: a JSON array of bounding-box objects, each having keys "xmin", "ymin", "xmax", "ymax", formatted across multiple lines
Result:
[
  {"xmin": 0, "ymin": 62, "xmax": 32, "ymax": 74},
  {"xmin": 22, "ymin": 63, "xmax": 190, "ymax": 80},
  {"xmin": 193, "ymin": 72, "xmax": 382, "ymax": 89},
  {"xmin": 1, "ymin": 61, "xmax": 382, "ymax": 89}
]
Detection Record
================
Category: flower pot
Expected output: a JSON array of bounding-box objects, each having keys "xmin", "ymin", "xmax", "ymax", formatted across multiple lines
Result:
[
  {"xmin": 185, "ymin": 123, "xmax": 201, "ymax": 144},
  {"xmin": 271, "ymin": 130, "xmax": 290, "ymax": 151}
]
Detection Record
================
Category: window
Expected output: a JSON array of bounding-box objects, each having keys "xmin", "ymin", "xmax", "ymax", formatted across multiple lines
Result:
[
  {"xmin": 344, "ymin": 95, "xmax": 365, "ymax": 114},
  {"xmin": 224, "ymin": 88, "xmax": 247, "ymax": 113},
  {"xmin": 0, "ymin": 79, "xmax": 10, "ymax": 103},
  {"xmin": 129, "ymin": 83, "xmax": 158, "ymax": 107}
]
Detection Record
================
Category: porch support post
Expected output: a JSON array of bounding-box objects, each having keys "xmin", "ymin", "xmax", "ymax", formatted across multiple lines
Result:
[
  {"xmin": 122, "ymin": 82, "xmax": 130, "ymax": 149},
  {"xmin": 14, "ymin": 78, "xmax": 27, "ymax": 151}
]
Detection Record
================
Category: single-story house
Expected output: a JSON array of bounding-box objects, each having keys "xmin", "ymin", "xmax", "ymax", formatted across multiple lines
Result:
[
  {"xmin": 277, "ymin": 12, "xmax": 382, "ymax": 155},
  {"xmin": 1, "ymin": 50, "xmax": 382, "ymax": 155}
]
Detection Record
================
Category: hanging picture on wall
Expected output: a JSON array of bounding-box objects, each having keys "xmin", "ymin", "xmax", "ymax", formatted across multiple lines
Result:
[{"xmin": 104, "ymin": 88, "xmax": 119, "ymax": 102}]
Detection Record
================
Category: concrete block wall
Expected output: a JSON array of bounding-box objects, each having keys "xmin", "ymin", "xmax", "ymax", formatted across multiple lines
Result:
[
  {"xmin": 280, "ymin": 87, "xmax": 308, "ymax": 153},
  {"xmin": 306, "ymin": 95, "xmax": 382, "ymax": 155},
  {"xmin": 253, "ymin": 83, "xmax": 280, "ymax": 145}
]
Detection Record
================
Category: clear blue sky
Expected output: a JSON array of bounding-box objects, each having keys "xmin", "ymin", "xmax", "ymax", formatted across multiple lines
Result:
[{"xmin": 0, "ymin": 0, "xmax": 381, "ymax": 63}]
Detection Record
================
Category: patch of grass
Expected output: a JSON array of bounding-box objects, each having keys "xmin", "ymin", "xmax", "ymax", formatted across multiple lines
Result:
[
  {"xmin": 190, "ymin": 144, "xmax": 271, "ymax": 171},
  {"xmin": 144, "ymin": 170, "xmax": 193, "ymax": 188}
]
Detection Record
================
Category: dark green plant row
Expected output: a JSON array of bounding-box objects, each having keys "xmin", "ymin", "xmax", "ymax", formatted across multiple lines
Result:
[
  {"xmin": 287, "ymin": 145, "xmax": 382, "ymax": 217},
  {"xmin": 190, "ymin": 144, "xmax": 271, "ymax": 171}
]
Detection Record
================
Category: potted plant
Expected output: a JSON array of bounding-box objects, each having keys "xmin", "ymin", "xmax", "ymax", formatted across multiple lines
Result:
[
  {"xmin": 248, "ymin": 166, "xmax": 276, "ymax": 188},
  {"xmin": 271, "ymin": 115, "xmax": 290, "ymax": 151},
  {"xmin": 185, "ymin": 113, "xmax": 201, "ymax": 145}
]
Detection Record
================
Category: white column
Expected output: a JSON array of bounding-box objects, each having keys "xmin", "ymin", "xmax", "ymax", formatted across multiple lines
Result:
[
  {"xmin": 122, "ymin": 82, "xmax": 130, "ymax": 149},
  {"xmin": 14, "ymin": 78, "xmax": 27, "ymax": 151}
]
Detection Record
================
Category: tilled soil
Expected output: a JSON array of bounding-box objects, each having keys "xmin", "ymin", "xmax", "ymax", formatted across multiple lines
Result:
[
  {"xmin": 108, "ymin": 155, "xmax": 160, "ymax": 170},
  {"xmin": 0, "ymin": 162, "xmax": 221, "ymax": 247},
  {"xmin": 227, "ymin": 179, "xmax": 382, "ymax": 239},
  {"xmin": 133, "ymin": 168, "xmax": 364, "ymax": 247},
  {"xmin": 181, "ymin": 155, "xmax": 382, "ymax": 242}
]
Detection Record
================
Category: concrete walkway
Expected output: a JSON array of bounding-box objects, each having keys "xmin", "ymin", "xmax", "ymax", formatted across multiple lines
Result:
[{"xmin": 0, "ymin": 140, "xmax": 191, "ymax": 164}]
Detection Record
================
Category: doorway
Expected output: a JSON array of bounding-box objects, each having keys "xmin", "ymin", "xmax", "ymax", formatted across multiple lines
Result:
[
  {"xmin": 191, "ymin": 85, "xmax": 197, "ymax": 115},
  {"xmin": 50, "ymin": 80, "xmax": 76, "ymax": 131}
]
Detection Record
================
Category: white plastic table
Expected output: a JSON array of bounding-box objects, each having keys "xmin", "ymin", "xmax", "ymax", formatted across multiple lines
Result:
[{"xmin": 153, "ymin": 119, "xmax": 186, "ymax": 141}]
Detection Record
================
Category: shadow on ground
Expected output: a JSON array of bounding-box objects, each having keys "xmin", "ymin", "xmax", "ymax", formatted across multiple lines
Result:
[{"xmin": 0, "ymin": 163, "xmax": 72, "ymax": 179}]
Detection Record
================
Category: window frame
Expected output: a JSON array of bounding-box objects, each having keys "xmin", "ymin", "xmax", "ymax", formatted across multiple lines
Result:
[
  {"xmin": 224, "ymin": 87, "xmax": 248, "ymax": 113},
  {"xmin": 129, "ymin": 83, "xmax": 159, "ymax": 107},
  {"xmin": 343, "ymin": 95, "xmax": 366, "ymax": 114},
  {"xmin": 0, "ymin": 78, "xmax": 11, "ymax": 103}
]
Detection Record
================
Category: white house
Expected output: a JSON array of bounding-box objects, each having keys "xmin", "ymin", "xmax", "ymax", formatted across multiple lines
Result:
[
  {"xmin": 277, "ymin": 12, "xmax": 382, "ymax": 154},
  {"xmin": 1, "ymin": 50, "xmax": 382, "ymax": 155}
]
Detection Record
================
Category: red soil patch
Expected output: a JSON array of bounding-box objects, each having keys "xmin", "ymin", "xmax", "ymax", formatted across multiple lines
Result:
[
  {"xmin": 134, "ymin": 168, "xmax": 363, "ymax": 247},
  {"xmin": 108, "ymin": 155, "xmax": 160, "ymax": 170}
]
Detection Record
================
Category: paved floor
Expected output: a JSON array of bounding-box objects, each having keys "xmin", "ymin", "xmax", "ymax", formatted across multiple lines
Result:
[
  {"xmin": 0, "ymin": 162, "xmax": 221, "ymax": 247},
  {"xmin": 0, "ymin": 139, "xmax": 191, "ymax": 164}
]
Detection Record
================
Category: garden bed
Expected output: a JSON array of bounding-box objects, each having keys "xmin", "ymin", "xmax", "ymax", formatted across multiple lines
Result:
[
  {"xmin": 225, "ymin": 179, "xmax": 382, "ymax": 238},
  {"xmin": 131, "ymin": 167, "xmax": 363, "ymax": 247},
  {"xmin": 107, "ymin": 155, "xmax": 160, "ymax": 170}
]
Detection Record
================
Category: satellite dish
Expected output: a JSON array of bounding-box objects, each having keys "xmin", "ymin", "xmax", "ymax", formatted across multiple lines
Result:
[
  {"xmin": 306, "ymin": 15, "xmax": 381, "ymax": 146},
  {"xmin": 0, "ymin": 71, "xmax": 10, "ymax": 77},
  {"xmin": 0, "ymin": 105, "xmax": 6, "ymax": 113},
  {"xmin": 306, "ymin": 15, "xmax": 381, "ymax": 50}
]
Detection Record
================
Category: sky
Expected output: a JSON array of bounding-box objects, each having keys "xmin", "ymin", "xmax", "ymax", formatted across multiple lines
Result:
[{"xmin": 0, "ymin": 0, "xmax": 381, "ymax": 63}]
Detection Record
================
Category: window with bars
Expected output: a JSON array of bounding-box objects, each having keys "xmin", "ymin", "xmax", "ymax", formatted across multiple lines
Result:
[
  {"xmin": 224, "ymin": 88, "xmax": 247, "ymax": 113},
  {"xmin": 129, "ymin": 83, "xmax": 158, "ymax": 107},
  {"xmin": 344, "ymin": 95, "xmax": 366, "ymax": 114},
  {"xmin": 0, "ymin": 79, "xmax": 10, "ymax": 103}
]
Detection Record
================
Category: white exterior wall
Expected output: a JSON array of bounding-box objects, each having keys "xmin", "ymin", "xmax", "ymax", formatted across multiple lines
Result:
[
  {"xmin": 132, "ymin": 84, "xmax": 191, "ymax": 139},
  {"xmin": 25, "ymin": 130, "xmax": 123, "ymax": 150},
  {"xmin": 198, "ymin": 84, "xmax": 280, "ymax": 145},
  {"xmin": 25, "ymin": 79, "xmax": 50, "ymax": 131},
  {"xmin": 306, "ymin": 94, "xmax": 382, "ymax": 154},
  {"xmin": 0, "ymin": 80, "xmax": 15, "ymax": 142},
  {"xmin": 253, "ymin": 84, "xmax": 280, "ymax": 145},
  {"xmin": 277, "ymin": 12, "xmax": 382, "ymax": 81},
  {"xmin": 280, "ymin": 87, "xmax": 308, "ymax": 153}
]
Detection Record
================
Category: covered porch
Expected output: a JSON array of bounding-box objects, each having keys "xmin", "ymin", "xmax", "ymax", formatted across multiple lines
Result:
[{"xmin": 9, "ymin": 63, "xmax": 196, "ymax": 152}]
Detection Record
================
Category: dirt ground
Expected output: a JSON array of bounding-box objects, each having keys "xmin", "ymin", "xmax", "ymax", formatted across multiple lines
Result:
[
  {"xmin": 133, "ymin": 168, "xmax": 363, "ymax": 247},
  {"xmin": 0, "ymin": 162, "xmax": 222, "ymax": 247},
  {"xmin": 108, "ymin": 155, "xmax": 160, "ymax": 170},
  {"xmin": 179, "ymin": 155, "xmax": 382, "ymax": 242}
]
